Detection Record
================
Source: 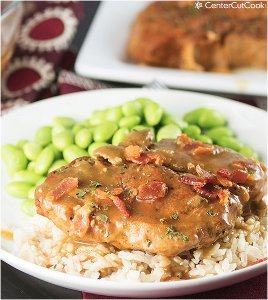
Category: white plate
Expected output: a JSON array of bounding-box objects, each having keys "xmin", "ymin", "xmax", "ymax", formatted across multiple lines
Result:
[
  {"xmin": 75, "ymin": 2, "xmax": 267, "ymax": 96},
  {"xmin": 1, "ymin": 89, "xmax": 267, "ymax": 298}
]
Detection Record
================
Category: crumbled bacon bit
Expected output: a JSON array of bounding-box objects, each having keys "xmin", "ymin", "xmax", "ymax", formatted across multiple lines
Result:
[
  {"xmin": 218, "ymin": 189, "xmax": 229, "ymax": 206},
  {"xmin": 95, "ymin": 189, "xmax": 130, "ymax": 217},
  {"xmin": 124, "ymin": 145, "xmax": 162, "ymax": 165},
  {"xmin": 46, "ymin": 177, "xmax": 78, "ymax": 201},
  {"xmin": 180, "ymin": 175, "xmax": 207, "ymax": 188},
  {"xmin": 217, "ymin": 168, "xmax": 231, "ymax": 178},
  {"xmin": 230, "ymin": 169, "xmax": 249, "ymax": 184},
  {"xmin": 193, "ymin": 184, "xmax": 220, "ymax": 199},
  {"xmin": 137, "ymin": 181, "xmax": 168, "ymax": 203},
  {"xmin": 176, "ymin": 134, "xmax": 192, "ymax": 146},
  {"xmin": 193, "ymin": 146, "xmax": 213, "ymax": 155},
  {"xmin": 70, "ymin": 205, "xmax": 91, "ymax": 237}
]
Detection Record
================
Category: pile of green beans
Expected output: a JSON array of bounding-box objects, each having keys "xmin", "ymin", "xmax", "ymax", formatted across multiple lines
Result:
[{"xmin": 1, "ymin": 98, "xmax": 258, "ymax": 216}]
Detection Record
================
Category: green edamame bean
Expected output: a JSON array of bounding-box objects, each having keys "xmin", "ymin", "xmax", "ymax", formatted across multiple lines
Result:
[
  {"xmin": 205, "ymin": 126, "xmax": 234, "ymax": 142},
  {"xmin": 198, "ymin": 110, "xmax": 226, "ymax": 129},
  {"xmin": 156, "ymin": 125, "xmax": 181, "ymax": 142},
  {"xmin": 183, "ymin": 125, "xmax": 201, "ymax": 139},
  {"xmin": 217, "ymin": 136, "xmax": 243, "ymax": 151},
  {"xmin": 2, "ymin": 145, "xmax": 28, "ymax": 177},
  {"xmin": 106, "ymin": 106, "xmax": 123, "ymax": 122},
  {"xmin": 112, "ymin": 128, "xmax": 130, "ymax": 146},
  {"xmin": 161, "ymin": 114, "xmax": 188, "ymax": 129},
  {"xmin": 88, "ymin": 142, "xmax": 108, "ymax": 158},
  {"xmin": 52, "ymin": 116, "xmax": 75, "ymax": 128},
  {"xmin": 119, "ymin": 116, "xmax": 141, "ymax": 129},
  {"xmin": 93, "ymin": 121, "xmax": 118, "ymax": 142},
  {"xmin": 6, "ymin": 181, "xmax": 33, "ymax": 198},
  {"xmin": 134, "ymin": 97, "xmax": 153, "ymax": 107},
  {"xmin": 183, "ymin": 108, "xmax": 210, "ymax": 125},
  {"xmin": 195, "ymin": 135, "xmax": 213, "ymax": 144},
  {"xmin": 122, "ymin": 101, "xmax": 143, "ymax": 117},
  {"xmin": 34, "ymin": 126, "xmax": 52, "ymax": 146},
  {"xmin": 72, "ymin": 123, "xmax": 84, "ymax": 135},
  {"xmin": 75, "ymin": 128, "xmax": 93, "ymax": 149},
  {"xmin": 17, "ymin": 139, "xmax": 28, "ymax": 149},
  {"xmin": 21, "ymin": 199, "xmax": 36, "ymax": 216},
  {"xmin": 46, "ymin": 144, "xmax": 62, "ymax": 160},
  {"xmin": 13, "ymin": 170, "xmax": 41, "ymax": 185},
  {"xmin": 28, "ymin": 186, "xmax": 36, "ymax": 200},
  {"xmin": 90, "ymin": 110, "xmax": 107, "ymax": 126},
  {"xmin": 63, "ymin": 145, "xmax": 88, "ymax": 163},
  {"xmin": 48, "ymin": 159, "xmax": 67, "ymax": 173},
  {"xmin": 144, "ymin": 102, "xmax": 163, "ymax": 126},
  {"xmin": 27, "ymin": 161, "xmax": 36, "ymax": 171},
  {"xmin": 34, "ymin": 147, "xmax": 55, "ymax": 175},
  {"xmin": 36, "ymin": 176, "xmax": 46, "ymax": 186},
  {"xmin": 52, "ymin": 124, "xmax": 66, "ymax": 136},
  {"xmin": 239, "ymin": 146, "xmax": 258, "ymax": 159},
  {"xmin": 52, "ymin": 130, "xmax": 74, "ymax": 151},
  {"xmin": 81, "ymin": 119, "xmax": 94, "ymax": 128},
  {"xmin": 23, "ymin": 142, "xmax": 42, "ymax": 161}
]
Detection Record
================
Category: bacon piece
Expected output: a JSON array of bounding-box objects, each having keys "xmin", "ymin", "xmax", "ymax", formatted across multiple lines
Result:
[
  {"xmin": 217, "ymin": 168, "xmax": 231, "ymax": 178},
  {"xmin": 70, "ymin": 205, "xmax": 91, "ymax": 237},
  {"xmin": 124, "ymin": 145, "xmax": 162, "ymax": 165},
  {"xmin": 193, "ymin": 184, "xmax": 220, "ymax": 199},
  {"xmin": 95, "ymin": 189, "xmax": 130, "ymax": 217},
  {"xmin": 218, "ymin": 189, "xmax": 229, "ymax": 206},
  {"xmin": 137, "ymin": 181, "xmax": 168, "ymax": 203},
  {"xmin": 46, "ymin": 177, "xmax": 78, "ymax": 201},
  {"xmin": 176, "ymin": 134, "xmax": 193, "ymax": 146},
  {"xmin": 230, "ymin": 169, "xmax": 249, "ymax": 184},
  {"xmin": 195, "ymin": 165, "xmax": 217, "ymax": 184},
  {"xmin": 180, "ymin": 175, "xmax": 207, "ymax": 188}
]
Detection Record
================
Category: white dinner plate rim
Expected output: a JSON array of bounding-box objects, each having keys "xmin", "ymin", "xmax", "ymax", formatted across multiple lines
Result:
[
  {"xmin": 1, "ymin": 88, "xmax": 267, "ymax": 297},
  {"xmin": 75, "ymin": 1, "xmax": 267, "ymax": 96}
]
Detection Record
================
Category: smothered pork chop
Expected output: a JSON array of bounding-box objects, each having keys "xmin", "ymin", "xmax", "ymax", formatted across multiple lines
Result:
[{"xmin": 35, "ymin": 130, "xmax": 266, "ymax": 257}]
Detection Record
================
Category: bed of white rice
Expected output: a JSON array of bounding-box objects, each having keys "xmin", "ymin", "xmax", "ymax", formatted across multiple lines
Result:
[{"xmin": 13, "ymin": 212, "xmax": 267, "ymax": 282}]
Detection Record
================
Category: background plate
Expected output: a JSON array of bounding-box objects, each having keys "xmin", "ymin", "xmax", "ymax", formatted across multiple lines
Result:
[
  {"xmin": 1, "ymin": 89, "xmax": 267, "ymax": 298},
  {"xmin": 75, "ymin": 2, "xmax": 267, "ymax": 96}
]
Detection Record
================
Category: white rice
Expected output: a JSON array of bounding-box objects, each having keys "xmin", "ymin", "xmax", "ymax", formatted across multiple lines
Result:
[{"xmin": 13, "ymin": 212, "xmax": 267, "ymax": 282}]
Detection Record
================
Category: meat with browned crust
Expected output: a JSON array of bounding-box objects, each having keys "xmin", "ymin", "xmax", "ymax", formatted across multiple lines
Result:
[
  {"xmin": 128, "ymin": 1, "xmax": 267, "ymax": 72},
  {"xmin": 35, "ymin": 130, "xmax": 266, "ymax": 256}
]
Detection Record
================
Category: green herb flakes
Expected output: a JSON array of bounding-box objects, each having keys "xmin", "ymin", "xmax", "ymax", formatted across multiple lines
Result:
[
  {"xmin": 90, "ymin": 201, "xmax": 99, "ymax": 210},
  {"xmin": 76, "ymin": 190, "xmax": 87, "ymax": 199},
  {"xmin": 160, "ymin": 218, "xmax": 167, "ymax": 224},
  {"xmin": 90, "ymin": 180, "xmax": 102, "ymax": 188},
  {"xmin": 207, "ymin": 210, "xmax": 215, "ymax": 216},
  {"xmin": 102, "ymin": 205, "xmax": 109, "ymax": 211},
  {"xmin": 146, "ymin": 239, "xmax": 151, "ymax": 247},
  {"xmin": 170, "ymin": 213, "xmax": 179, "ymax": 220},
  {"xmin": 166, "ymin": 225, "xmax": 179, "ymax": 240},
  {"xmin": 98, "ymin": 214, "xmax": 108, "ymax": 223},
  {"xmin": 180, "ymin": 232, "xmax": 189, "ymax": 242}
]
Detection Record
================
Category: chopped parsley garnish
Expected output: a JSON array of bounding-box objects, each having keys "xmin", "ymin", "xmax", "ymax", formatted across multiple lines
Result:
[
  {"xmin": 170, "ymin": 213, "xmax": 179, "ymax": 220},
  {"xmin": 160, "ymin": 218, "xmax": 167, "ymax": 224},
  {"xmin": 98, "ymin": 214, "xmax": 108, "ymax": 223},
  {"xmin": 166, "ymin": 225, "xmax": 189, "ymax": 242},
  {"xmin": 90, "ymin": 180, "xmax": 102, "ymax": 188},
  {"xmin": 146, "ymin": 239, "xmax": 151, "ymax": 247},
  {"xmin": 166, "ymin": 225, "xmax": 179, "ymax": 240},
  {"xmin": 246, "ymin": 169, "xmax": 255, "ymax": 174},
  {"xmin": 90, "ymin": 201, "xmax": 99, "ymax": 210},
  {"xmin": 102, "ymin": 205, "xmax": 109, "ymax": 211},
  {"xmin": 126, "ymin": 204, "xmax": 133, "ymax": 211},
  {"xmin": 180, "ymin": 232, "xmax": 189, "ymax": 242},
  {"xmin": 207, "ymin": 210, "xmax": 215, "ymax": 216},
  {"xmin": 76, "ymin": 189, "xmax": 88, "ymax": 199}
]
